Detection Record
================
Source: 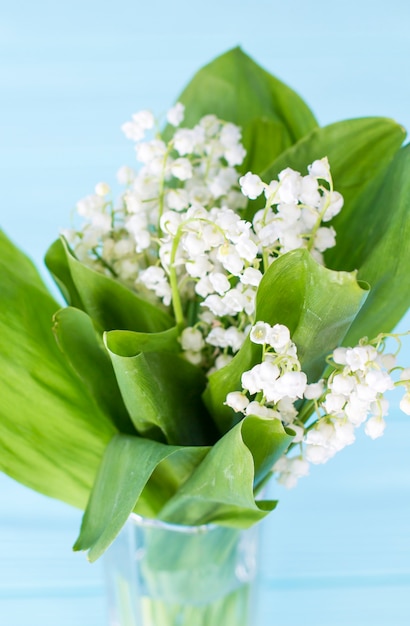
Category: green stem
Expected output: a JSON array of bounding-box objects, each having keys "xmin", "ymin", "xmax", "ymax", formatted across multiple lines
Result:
[
  {"xmin": 92, "ymin": 247, "xmax": 119, "ymax": 278},
  {"xmin": 306, "ymin": 179, "xmax": 334, "ymax": 252},
  {"xmin": 262, "ymin": 248, "xmax": 270, "ymax": 273},
  {"xmin": 157, "ymin": 145, "xmax": 172, "ymax": 236},
  {"xmin": 169, "ymin": 230, "xmax": 185, "ymax": 328},
  {"xmin": 297, "ymin": 398, "xmax": 318, "ymax": 425}
]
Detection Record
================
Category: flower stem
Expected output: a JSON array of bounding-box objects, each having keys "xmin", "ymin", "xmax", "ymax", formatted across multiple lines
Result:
[
  {"xmin": 157, "ymin": 145, "xmax": 172, "ymax": 236},
  {"xmin": 169, "ymin": 229, "xmax": 185, "ymax": 328}
]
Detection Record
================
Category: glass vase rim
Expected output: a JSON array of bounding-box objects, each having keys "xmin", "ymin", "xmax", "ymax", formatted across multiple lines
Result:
[{"xmin": 128, "ymin": 513, "xmax": 220, "ymax": 535}]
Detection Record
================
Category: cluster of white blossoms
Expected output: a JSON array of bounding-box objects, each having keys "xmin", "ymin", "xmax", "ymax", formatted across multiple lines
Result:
[
  {"xmin": 226, "ymin": 323, "xmax": 410, "ymax": 488},
  {"xmin": 66, "ymin": 103, "xmax": 410, "ymax": 492},
  {"xmin": 67, "ymin": 103, "xmax": 346, "ymax": 372},
  {"xmin": 240, "ymin": 156, "xmax": 343, "ymax": 265}
]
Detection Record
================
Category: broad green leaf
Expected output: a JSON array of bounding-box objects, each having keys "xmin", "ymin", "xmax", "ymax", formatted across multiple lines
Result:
[
  {"xmin": 45, "ymin": 238, "xmax": 84, "ymax": 307},
  {"xmin": 53, "ymin": 308, "xmax": 134, "ymax": 434},
  {"xmin": 138, "ymin": 446, "xmax": 213, "ymax": 517},
  {"xmin": 159, "ymin": 414, "xmax": 293, "ymax": 527},
  {"xmin": 74, "ymin": 434, "xmax": 209, "ymax": 561},
  {"xmin": 0, "ymin": 231, "xmax": 117, "ymax": 509},
  {"xmin": 204, "ymin": 249, "xmax": 368, "ymax": 433},
  {"xmin": 174, "ymin": 47, "xmax": 318, "ymax": 174},
  {"xmin": 241, "ymin": 416, "xmax": 294, "ymax": 487},
  {"xmin": 105, "ymin": 326, "xmax": 180, "ymax": 356},
  {"xmin": 261, "ymin": 252, "xmax": 368, "ymax": 377},
  {"xmin": 334, "ymin": 144, "xmax": 410, "ymax": 343},
  {"xmin": 105, "ymin": 334, "xmax": 217, "ymax": 445},
  {"xmin": 46, "ymin": 237, "xmax": 174, "ymax": 333},
  {"xmin": 245, "ymin": 117, "xmax": 405, "ymax": 220},
  {"xmin": 243, "ymin": 118, "xmax": 291, "ymax": 174}
]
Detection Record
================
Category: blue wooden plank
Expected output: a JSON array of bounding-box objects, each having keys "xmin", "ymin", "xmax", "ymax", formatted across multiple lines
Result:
[
  {"xmin": 256, "ymin": 585, "xmax": 410, "ymax": 626},
  {"xmin": 1, "ymin": 597, "xmax": 105, "ymax": 626}
]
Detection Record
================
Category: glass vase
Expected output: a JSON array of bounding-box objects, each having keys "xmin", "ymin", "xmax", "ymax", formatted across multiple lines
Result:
[{"xmin": 103, "ymin": 514, "xmax": 260, "ymax": 626}]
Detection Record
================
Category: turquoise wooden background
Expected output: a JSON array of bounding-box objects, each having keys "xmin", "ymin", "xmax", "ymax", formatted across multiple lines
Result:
[{"xmin": 1, "ymin": 1, "xmax": 410, "ymax": 624}]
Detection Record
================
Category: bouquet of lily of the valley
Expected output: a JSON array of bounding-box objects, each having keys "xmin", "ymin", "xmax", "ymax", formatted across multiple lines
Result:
[{"xmin": 1, "ymin": 49, "xmax": 410, "ymax": 608}]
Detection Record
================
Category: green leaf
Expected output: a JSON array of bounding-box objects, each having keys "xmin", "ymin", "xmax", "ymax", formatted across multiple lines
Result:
[
  {"xmin": 241, "ymin": 416, "xmax": 293, "ymax": 487},
  {"xmin": 105, "ymin": 332, "xmax": 217, "ymax": 445},
  {"xmin": 203, "ymin": 249, "xmax": 368, "ymax": 433},
  {"xmin": 272, "ymin": 250, "xmax": 368, "ymax": 380},
  {"xmin": 0, "ymin": 231, "xmax": 117, "ymax": 509},
  {"xmin": 44, "ymin": 238, "xmax": 84, "ymax": 307},
  {"xmin": 74, "ymin": 434, "xmax": 209, "ymax": 561},
  {"xmin": 159, "ymin": 414, "xmax": 293, "ymax": 527},
  {"xmin": 137, "ymin": 447, "xmax": 212, "ymax": 517},
  {"xmin": 46, "ymin": 237, "xmax": 174, "ymax": 333},
  {"xmin": 242, "ymin": 118, "xmax": 291, "ymax": 174},
  {"xmin": 246, "ymin": 117, "xmax": 405, "ymax": 220},
  {"xmin": 53, "ymin": 308, "xmax": 134, "ymax": 434},
  {"xmin": 105, "ymin": 326, "xmax": 180, "ymax": 356},
  {"xmin": 174, "ymin": 47, "xmax": 318, "ymax": 173},
  {"xmin": 334, "ymin": 144, "xmax": 410, "ymax": 342}
]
